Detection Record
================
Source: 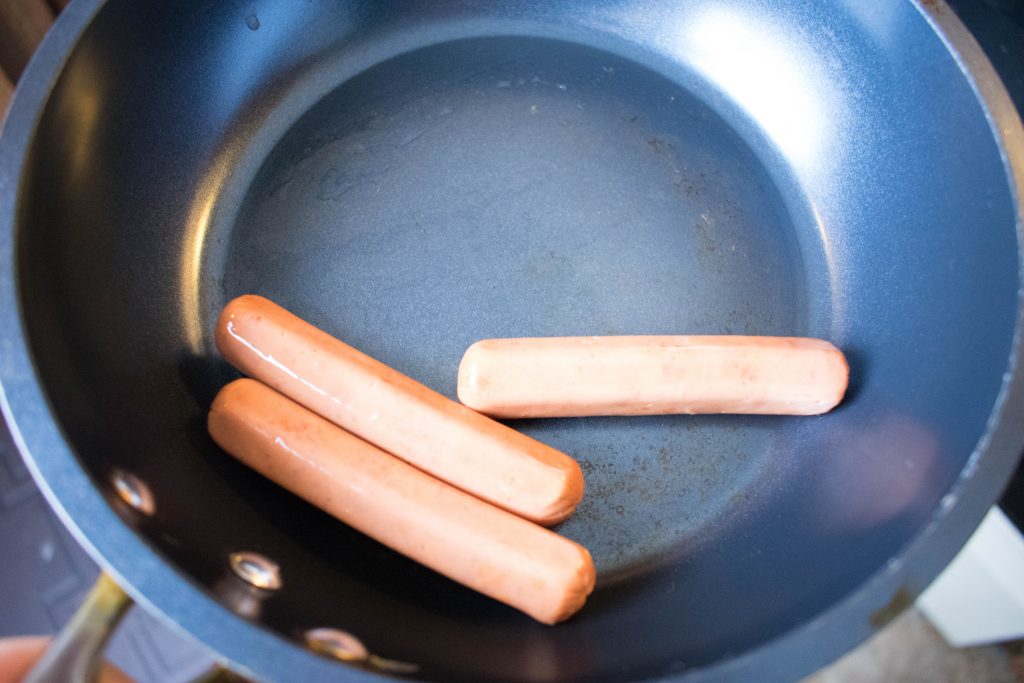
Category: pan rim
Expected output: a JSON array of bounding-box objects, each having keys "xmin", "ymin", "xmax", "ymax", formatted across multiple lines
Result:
[{"xmin": 1, "ymin": 1, "xmax": 1022, "ymax": 681}]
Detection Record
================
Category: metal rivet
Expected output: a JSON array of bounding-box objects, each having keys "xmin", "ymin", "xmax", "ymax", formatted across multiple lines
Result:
[
  {"xmin": 110, "ymin": 469, "xmax": 156, "ymax": 516},
  {"xmin": 305, "ymin": 628, "xmax": 369, "ymax": 662},
  {"xmin": 228, "ymin": 551, "xmax": 282, "ymax": 591}
]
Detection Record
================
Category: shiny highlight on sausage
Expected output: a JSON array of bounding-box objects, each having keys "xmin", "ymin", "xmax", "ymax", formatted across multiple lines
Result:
[
  {"xmin": 208, "ymin": 379, "xmax": 595, "ymax": 624},
  {"xmin": 215, "ymin": 295, "xmax": 584, "ymax": 525}
]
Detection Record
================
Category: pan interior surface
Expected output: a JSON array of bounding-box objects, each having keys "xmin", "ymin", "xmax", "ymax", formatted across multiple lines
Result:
[
  {"xmin": 8, "ymin": 2, "xmax": 1021, "ymax": 682},
  {"xmin": 213, "ymin": 37, "xmax": 822, "ymax": 582}
]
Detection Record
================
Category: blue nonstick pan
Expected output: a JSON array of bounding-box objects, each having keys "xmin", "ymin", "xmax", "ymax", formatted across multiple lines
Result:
[{"xmin": 1, "ymin": 1, "xmax": 1023, "ymax": 681}]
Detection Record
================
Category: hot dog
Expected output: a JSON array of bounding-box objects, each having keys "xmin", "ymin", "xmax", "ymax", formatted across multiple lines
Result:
[
  {"xmin": 215, "ymin": 296, "xmax": 584, "ymax": 525},
  {"xmin": 208, "ymin": 379, "xmax": 595, "ymax": 624},
  {"xmin": 458, "ymin": 336, "xmax": 849, "ymax": 418}
]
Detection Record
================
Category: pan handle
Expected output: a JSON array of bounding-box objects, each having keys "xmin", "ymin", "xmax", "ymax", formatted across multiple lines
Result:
[
  {"xmin": 22, "ymin": 573, "xmax": 132, "ymax": 683},
  {"xmin": 22, "ymin": 572, "xmax": 251, "ymax": 683}
]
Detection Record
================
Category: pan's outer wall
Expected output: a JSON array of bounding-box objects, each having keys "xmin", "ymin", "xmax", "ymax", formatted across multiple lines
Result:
[{"xmin": 1, "ymin": 1, "xmax": 1023, "ymax": 682}]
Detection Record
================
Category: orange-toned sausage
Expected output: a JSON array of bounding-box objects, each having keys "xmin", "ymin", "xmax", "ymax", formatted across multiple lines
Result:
[
  {"xmin": 215, "ymin": 295, "xmax": 583, "ymax": 525},
  {"xmin": 208, "ymin": 379, "xmax": 595, "ymax": 624},
  {"xmin": 459, "ymin": 336, "xmax": 849, "ymax": 418}
]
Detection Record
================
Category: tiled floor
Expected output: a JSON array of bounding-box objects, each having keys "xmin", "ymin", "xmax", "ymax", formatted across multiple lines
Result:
[{"xmin": 803, "ymin": 609, "xmax": 1021, "ymax": 683}]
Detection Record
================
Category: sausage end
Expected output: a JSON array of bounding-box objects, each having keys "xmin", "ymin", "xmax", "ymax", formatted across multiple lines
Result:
[
  {"xmin": 541, "ymin": 543, "xmax": 597, "ymax": 624},
  {"xmin": 800, "ymin": 341, "xmax": 850, "ymax": 415},
  {"xmin": 528, "ymin": 463, "xmax": 585, "ymax": 526},
  {"xmin": 215, "ymin": 294, "xmax": 273, "ymax": 364},
  {"xmin": 456, "ymin": 340, "xmax": 490, "ymax": 411}
]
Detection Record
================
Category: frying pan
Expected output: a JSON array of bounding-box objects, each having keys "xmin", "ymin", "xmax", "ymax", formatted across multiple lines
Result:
[{"xmin": 2, "ymin": 0, "xmax": 1024, "ymax": 681}]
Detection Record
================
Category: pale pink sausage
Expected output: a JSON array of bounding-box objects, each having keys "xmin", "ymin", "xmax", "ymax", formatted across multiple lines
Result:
[
  {"xmin": 208, "ymin": 379, "xmax": 595, "ymax": 624},
  {"xmin": 458, "ymin": 336, "xmax": 849, "ymax": 418},
  {"xmin": 215, "ymin": 295, "xmax": 583, "ymax": 525}
]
